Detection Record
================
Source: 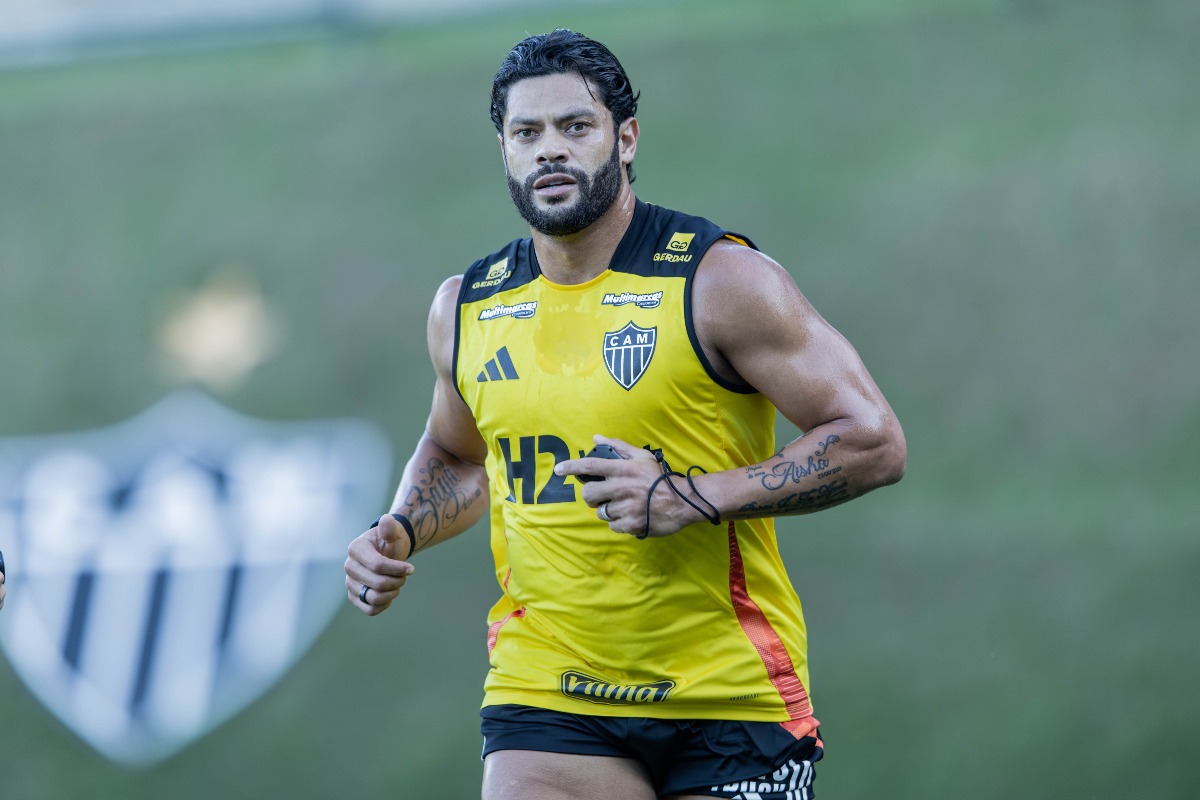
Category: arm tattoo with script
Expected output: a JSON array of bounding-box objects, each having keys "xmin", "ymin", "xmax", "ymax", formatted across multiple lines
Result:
[
  {"xmin": 737, "ymin": 477, "xmax": 852, "ymax": 515},
  {"xmin": 745, "ymin": 435, "xmax": 843, "ymax": 490},
  {"xmin": 401, "ymin": 457, "xmax": 484, "ymax": 546}
]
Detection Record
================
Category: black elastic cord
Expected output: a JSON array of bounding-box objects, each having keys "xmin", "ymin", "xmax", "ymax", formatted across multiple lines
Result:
[
  {"xmin": 685, "ymin": 465, "xmax": 722, "ymax": 523},
  {"xmin": 370, "ymin": 512, "xmax": 417, "ymax": 559},
  {"xmin": 640, "ymin": 446, "xmax": 721, "ymax": 540}
]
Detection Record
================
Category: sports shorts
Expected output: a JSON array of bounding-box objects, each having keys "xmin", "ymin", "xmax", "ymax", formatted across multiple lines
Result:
[{"xmin": 480, "ymin": 704, "xmax": 824, "ymax": 799}]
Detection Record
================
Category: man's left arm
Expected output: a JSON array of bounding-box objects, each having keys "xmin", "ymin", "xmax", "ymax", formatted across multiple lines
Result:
[
  {"xmin": 558, "ymin": 241, "xmax": 906, "ymax": 536},
  {"xmin": 690, "ymin": 240, "xmax": 907, "ymax": 523}
]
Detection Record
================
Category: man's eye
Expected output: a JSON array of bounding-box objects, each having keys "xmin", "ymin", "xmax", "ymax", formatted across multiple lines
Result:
[
  {"xmin": 515, "ymin": 129, "xmax": 535, "ymax": 139},
  {"xmin": 568, "ymin": 122, "xmax": 589, "ymax": 133}
]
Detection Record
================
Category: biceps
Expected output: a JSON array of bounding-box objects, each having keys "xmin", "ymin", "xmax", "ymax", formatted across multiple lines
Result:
[
  {"xmin": 426, "ymin": 375, "xmax": 488, "ymax": 465},
  {"xmin": 738, "ymin": 315, "xmax": 888, "ymax": 434}
]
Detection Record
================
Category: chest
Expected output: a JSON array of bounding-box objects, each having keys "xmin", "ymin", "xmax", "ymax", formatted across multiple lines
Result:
[{"xmin": 458, "ymin": 273, "xmax": 703, "ymax": 434}]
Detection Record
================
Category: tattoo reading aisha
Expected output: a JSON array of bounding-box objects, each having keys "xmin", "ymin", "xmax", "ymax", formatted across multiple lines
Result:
[
  {"xmin": 402, "ymin": 457, "xmax": 483, "ymax": 545},
  {"xmin": 746, "ymin": 435, "xmax": 842, "ymax": 490}
]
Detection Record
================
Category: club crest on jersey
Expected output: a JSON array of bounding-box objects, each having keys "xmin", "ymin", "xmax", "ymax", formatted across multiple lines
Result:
[{"xmin": 603, "ymin": 322, "xmax": 656, "ymax": 390}]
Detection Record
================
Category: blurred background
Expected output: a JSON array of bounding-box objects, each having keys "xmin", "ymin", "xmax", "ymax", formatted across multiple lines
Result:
[{"xmin": 1, "ymin": 0, "xmax": 1197, "ymax": 796}]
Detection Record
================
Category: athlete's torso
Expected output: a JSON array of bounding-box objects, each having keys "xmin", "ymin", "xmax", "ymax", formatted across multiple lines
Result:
[{"xmin": 455, "ymin": 200, "xmax": 816, "ymax": 733}]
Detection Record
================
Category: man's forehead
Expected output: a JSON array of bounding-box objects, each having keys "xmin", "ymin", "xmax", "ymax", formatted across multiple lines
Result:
[{"xmin": 504, "ymin": 72, "xmax": 609, "ymax": 123}]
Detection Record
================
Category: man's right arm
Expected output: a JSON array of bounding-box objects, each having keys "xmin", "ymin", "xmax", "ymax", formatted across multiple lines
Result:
[{"xmin": 345, "ymin": 276, "xmax": 490, "ymax": 615}]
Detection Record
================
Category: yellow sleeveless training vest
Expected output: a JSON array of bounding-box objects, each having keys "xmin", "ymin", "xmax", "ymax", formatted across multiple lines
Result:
[{"xmin": 456, "ymin": 200, "xmax": 817, "ymax": 735}]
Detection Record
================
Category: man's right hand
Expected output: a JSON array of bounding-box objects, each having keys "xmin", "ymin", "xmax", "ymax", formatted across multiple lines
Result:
[{"xmin": 345, "ymin": 514, "xmax": 416, "ymax": 616}]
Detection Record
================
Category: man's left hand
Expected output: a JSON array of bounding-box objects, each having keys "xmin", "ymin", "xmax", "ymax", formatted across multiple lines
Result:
[{"xmin": 555, "ymin": 435, "xmax": 713, "ymax": 538}]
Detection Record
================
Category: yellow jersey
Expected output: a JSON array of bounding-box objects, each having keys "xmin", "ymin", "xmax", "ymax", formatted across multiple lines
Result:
[{"xmin": 455, "ymin": 200, "xmax": 816, "ymax": 736}]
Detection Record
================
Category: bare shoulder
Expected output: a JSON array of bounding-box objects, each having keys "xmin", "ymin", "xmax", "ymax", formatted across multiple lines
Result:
[
  {"xmin": 696, "ymin": 238, "xmax": 797, "ymax": 290},
  {"xmin": 430, "ymin": 275, "xmax": 464, "ymax": 322},
  {"xmin": 424, "ymin": 273, "xmax": 488, "ymax": 463},
  {"xmin": 695, "ymin": 239, "xmax": 820, "ymax": 325},
  {"xmin": 427, "ymin": 275, "xmax": 464, "ymax": 376},
  {"xmin": 692, "ymin": 239, "xmax": 821, "ymax": 385}
]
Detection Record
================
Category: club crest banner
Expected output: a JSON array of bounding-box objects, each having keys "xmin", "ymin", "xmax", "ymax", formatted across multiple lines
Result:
[{"xmin": 0, "ymin": 391, "xmax": 391, "ymax": 765}]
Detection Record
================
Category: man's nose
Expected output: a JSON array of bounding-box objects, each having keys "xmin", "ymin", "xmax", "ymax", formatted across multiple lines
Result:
[{"xmin": 536, "ymin": 131, "xmax": 569, "ymax": 165}]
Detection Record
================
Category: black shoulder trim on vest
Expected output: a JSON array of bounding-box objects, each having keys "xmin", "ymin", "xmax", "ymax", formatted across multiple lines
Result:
[
  {"xmin": 524, "ymin": 238, "xmax": 542, "ymax": 278},
  {"xmin": 683, "ymin": 232, "xmax": 761, "ymax": 395},
  {"xmin": 458, "ymin": 238, "xmax": 538, "ymax": 305},
  {"xmin": 614, "ymin": 202, "xmax": 761, "ymax": 394},
  {"xmin": 452, "ymin": 273, "xmax": 469, "ymax": 405},
  {"xmin": 607, "ymin": 199, "xmax": 654, "ymax": 273},
  {"xmin": 609, "ymin": 201, "xmax": 739, "ymax": 278},
  {"xmin": 454, "ymin": 237, "xmax": 539, "ymax": 404}
]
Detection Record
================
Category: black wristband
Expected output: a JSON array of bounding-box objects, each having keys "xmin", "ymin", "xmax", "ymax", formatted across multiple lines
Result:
[{"xmin": 370, "ymin": 513, "xmax": 417, "ymax": 560}]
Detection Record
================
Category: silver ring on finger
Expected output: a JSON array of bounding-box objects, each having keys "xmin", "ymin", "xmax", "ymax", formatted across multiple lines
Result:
[
  {"xmin": 598, "ymin": 503, "xmax": 612, "ymax": 522},
  {"xmin": 359, "ymin": 583, "xmax": 371, "ymax": 604}
]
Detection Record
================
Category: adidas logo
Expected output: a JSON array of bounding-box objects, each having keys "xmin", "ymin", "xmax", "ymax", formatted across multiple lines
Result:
[{"xmin": 478, "ymin": 346, "xmax": 519, "ymax": 382}]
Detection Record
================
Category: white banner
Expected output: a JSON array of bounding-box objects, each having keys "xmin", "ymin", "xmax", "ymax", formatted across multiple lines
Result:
[
  {"xmin": 0, "ymin": 0, "xmax": 608, "ymax": 58},
  {"xmin": 0, "ymin": 391, "xmax": 392, "ymax": 765}
]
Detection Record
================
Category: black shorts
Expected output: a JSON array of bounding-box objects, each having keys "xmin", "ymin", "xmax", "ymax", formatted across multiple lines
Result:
[{"xmin": 480, "ymin": 704, "xmax": 823, "ymax": 798}]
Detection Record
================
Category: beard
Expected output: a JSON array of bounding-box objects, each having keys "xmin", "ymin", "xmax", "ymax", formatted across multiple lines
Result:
[{"xmin": 507, "ymin": 142, "xmax": 623, "ymax": 237}]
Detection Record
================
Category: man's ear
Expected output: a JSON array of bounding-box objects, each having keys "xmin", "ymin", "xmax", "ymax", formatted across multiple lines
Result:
[{"xmin": 618, "ymin": 117, "xmax": 639, "ymax": 166}]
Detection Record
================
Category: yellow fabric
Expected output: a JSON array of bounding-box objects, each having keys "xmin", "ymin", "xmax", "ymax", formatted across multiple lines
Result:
[{"xmin": 457, "ymin": 219, "xmax": 815, "ymax": 725}]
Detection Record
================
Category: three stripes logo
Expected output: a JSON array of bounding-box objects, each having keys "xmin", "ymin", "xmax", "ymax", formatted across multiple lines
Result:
[
  {"xmin": 603, "ymin": 322, "xmax": 656, "ymax": 390},
  {"xmin": 0, "ymin": 391, "xmax": 391, "ymax": 765},
  {"xmin": 478, "ymin": 346, "xmax": 519, "ymax": 383}
]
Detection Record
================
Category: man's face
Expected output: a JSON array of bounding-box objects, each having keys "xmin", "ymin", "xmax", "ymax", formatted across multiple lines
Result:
[{"xmin": 500, "ymin": 73, "xmax": 630, "ymax": 236}]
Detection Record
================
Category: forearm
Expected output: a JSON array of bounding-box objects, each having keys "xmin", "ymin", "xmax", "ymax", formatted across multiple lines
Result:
[
  {"xmin": 696, "ymin": 418, "xmax": 905, "ymax": 522},
  {"xmin": 389, "ymin": 432, "xmax": 490, "ymax": 553}
]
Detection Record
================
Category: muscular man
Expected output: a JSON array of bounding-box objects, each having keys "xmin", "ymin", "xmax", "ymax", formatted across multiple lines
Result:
[{"xmin": 345, "ymin": 29, "xmax": 905, "ymax": 800}]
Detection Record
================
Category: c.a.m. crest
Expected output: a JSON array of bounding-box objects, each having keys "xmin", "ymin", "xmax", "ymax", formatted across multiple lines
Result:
[{"xmin": 603, "ymin": 322, "xmax": 656, "ymax": 390}]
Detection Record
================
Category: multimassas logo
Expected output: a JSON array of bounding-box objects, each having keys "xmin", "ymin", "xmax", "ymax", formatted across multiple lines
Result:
[
  {"xmin": 654, "ymin": 232, "xmax": 696, "ymax": 263},
  {"xmin": 478, "ymin": 301, "xmax": 537, "ymax": 321},
  {"xmin": 471, "ymin": 258, "xmax": 511, "ymax": 289},
  {"xmin": 561, "ymin": 671, "xmax": 676, "ymax": 705},
  {"xmin": 601, "ymin": 291, "xmax": 663, "ymax": 309}
]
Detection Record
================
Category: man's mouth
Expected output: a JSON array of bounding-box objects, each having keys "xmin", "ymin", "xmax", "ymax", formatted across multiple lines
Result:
[{"xmin": 533, "ymin": 173, "xmax": 578, "ymax": 195}]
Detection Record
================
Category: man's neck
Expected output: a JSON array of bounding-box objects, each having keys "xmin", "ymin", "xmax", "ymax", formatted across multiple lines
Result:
[{"xmin": 530, "ymin": 189, "xmax": 637, "ymax": 285}]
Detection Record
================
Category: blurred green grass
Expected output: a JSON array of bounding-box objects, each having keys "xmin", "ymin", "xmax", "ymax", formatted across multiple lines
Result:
[{"xmin": 1, "ymin": 0, "xmax": 1198, "ymax": 797}]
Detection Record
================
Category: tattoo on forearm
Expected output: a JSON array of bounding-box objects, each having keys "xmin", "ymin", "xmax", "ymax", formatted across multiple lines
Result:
[
  {"xmin": 745, "ymin": 435, "xmax": 843, "ymax": 489},
  {"xmin": 401, "ymin": 457, "xmax": 483, "ymax": 546},
  {"xmin": 738, "ymin": 477, "xmax": 852, "ymax": 515}
]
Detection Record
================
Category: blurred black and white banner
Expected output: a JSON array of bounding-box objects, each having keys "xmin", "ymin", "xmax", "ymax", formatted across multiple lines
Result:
[
  {"xmin": 0, "ymin": 392, "xmax": 391, "ymax": 765},
  {"xmin": 0, "ymin": 0, "xmax": 599, "ymax": 63}
]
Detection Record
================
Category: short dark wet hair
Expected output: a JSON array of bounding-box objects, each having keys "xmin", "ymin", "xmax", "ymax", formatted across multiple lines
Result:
[{"xmin": 490, "ymin": 29, "xmax": 640, "ymax": 181}]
